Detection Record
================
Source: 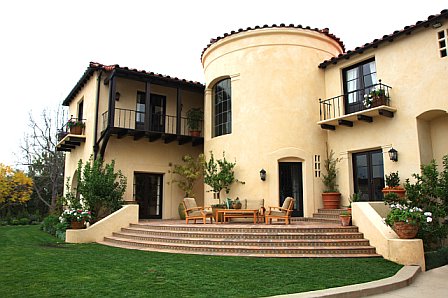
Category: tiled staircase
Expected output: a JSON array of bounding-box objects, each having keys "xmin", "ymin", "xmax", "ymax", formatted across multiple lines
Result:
[
  {"xmin": 101, "ymin": 218, "xmax": 378, "ymax": 257},
  {"xmin": 293, "ymin": 208, "xmax": 346, "ymax": 224}
]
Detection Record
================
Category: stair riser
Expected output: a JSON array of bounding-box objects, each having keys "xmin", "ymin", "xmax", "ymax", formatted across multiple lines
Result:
[
  {"xmin": 104, "ymin": 238, "xmax": 376, "ymax": 255},
  {"xmin": 129, "ymin": 224, "xmax": 358, "ymax": 234},
  {"xmin": 113, "ymin": 233, "xmax": 370, "ymax": 247},
  {"xmin": 121, "ymin": 228, "xmax": 364, "ymax": 240}
]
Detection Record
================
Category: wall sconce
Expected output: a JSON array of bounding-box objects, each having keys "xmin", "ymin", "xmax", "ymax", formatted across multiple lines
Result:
[
  {"xmin": 115, "ymin": 91, "xmax": 121, "ymax": 101},
  {"xmin": 432, "ymin": 22, "xmax": 442, "ymax": 29},
  {"xmin": 260, "ymin": 169, "xmax": 266, "ymax": 181},
  {"xmin": 388, "ymin": 147, "xmax": 398, "ymax": 162}
]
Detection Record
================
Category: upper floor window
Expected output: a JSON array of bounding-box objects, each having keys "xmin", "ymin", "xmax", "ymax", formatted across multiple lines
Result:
[
  {"xmin": 213, "ymin": 78, "xmax": 231, "ymax": 137},
  {"xmin": 77, "ymin": 99, "xmax": 84, "ymax": 121},
  {"xmin": 438, "ymin": 30, "xmax": 447, "ymax": 58},
  {"xmin": 343, "ymin": 59, "xmax": 377, "ymax": 114}
]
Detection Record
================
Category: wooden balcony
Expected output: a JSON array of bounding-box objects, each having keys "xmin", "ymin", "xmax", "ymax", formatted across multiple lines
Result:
[
  {"xmin": 101, "ymin": 108, "xmax": 203, "ymax": 146},
  {"xmin": 56, "ymin": 118, "xmax": 86, "ymax": 152},
  {"xmin": 318, "ymin": 81, "xmax": 396, "ymax": 130}
]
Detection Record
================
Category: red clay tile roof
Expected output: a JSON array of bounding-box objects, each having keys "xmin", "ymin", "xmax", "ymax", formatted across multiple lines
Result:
[
  {"xmin": 319, "ymin": 9, "xmax": 448, "ymax": 69},
  {"xmin": 200, "ymin": 24, "xmax": 345, "ymax": 60},
  {"xmin": 63, "ymin": 62, "xmax": 204, "ymax": 106}
]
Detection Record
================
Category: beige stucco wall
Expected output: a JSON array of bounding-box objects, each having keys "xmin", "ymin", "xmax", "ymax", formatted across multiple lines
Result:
[
  {"xmin": 323, "ymin": 24, "xmax": 448, "ymax": 205},
  {"xmin": 202, "ymin": 28, "xmax": 343, "ymax": 214},
  {"xmin": 63, "ymin": 72, "xmax": 204, "ymax": 219}
]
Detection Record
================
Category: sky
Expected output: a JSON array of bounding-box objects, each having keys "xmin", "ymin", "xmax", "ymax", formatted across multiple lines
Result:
[{"xmin": 0, "ymin": 0, "xmax": 446, "ymax": 167}]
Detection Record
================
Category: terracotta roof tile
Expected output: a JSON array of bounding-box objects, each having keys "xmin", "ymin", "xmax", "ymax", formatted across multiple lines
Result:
[
  {"xmin": 200, "ymin": 24, "xmax": 345, "ymax": 60},
  {"xmin": 63, "ymin": 62, "xmax": 204, "ymax": 106},
  {"xmin": 319, "ymin": 9, "xmax": 448, "ymax": 68}
]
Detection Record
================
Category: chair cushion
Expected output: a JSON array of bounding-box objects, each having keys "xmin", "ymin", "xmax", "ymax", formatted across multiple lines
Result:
[
  {"xmin": 184, "ymin": 198, "xmax": 197, "ymax": 210},
  {"xmin": 247, "ymin": 199, "xmax": 264, "ymax": 210},
  {"xmin": 282, "ymin": 197, "xmax": 293, "ymax": 209},
  {"xmin": 189, "ymin": 210, "xmax": 203, "ymax": 217},
  {"xmin": 269, "ymin": 210, "xmax": 286, "ymax": 216}
]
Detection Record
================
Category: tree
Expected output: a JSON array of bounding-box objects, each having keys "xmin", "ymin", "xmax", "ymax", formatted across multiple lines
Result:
[
  {"xmin": 20, "ymin": 108, "xmax": 66, "ymax": 214},
  {"xmin": 202, "ymin": 151, "xmax": 244, "ymax": 203},
  {"xmin": 172, "ymin": 154, "xmax": 204, "ymax": 197},
  {"xmin": 76, "ymin": 155, "xmax": 127, "ymax": 221},
  {"xmin": 0, "ymin": 164, "xmax": 33, "ymax": 210}
]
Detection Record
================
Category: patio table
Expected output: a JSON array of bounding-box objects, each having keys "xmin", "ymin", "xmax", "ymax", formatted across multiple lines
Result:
[{"xmin": 216, "ymin": 209, "xmax": 260, "ymax": 224}]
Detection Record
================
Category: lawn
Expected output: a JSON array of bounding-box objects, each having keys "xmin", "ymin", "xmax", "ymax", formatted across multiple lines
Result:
[{"xmin": 0, "ymin": 226, "xmax": 402, "ymax": 298}]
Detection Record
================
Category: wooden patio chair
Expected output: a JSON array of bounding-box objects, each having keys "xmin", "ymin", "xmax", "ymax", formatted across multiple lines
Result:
[
  {"xmin": 265, "ymin": 197, "xmax": 295, "ymax": 224},
  {"xmin": 183, "ymin": 198, "xmax": 214, "ymax": 224}
]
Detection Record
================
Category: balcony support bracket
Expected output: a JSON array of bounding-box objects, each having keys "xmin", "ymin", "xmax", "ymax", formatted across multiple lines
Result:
[
  {"xmin": 357, "ymin": 114, "xmax": 373, "ymax": 123},
  {"xmin": 338, "ymin": 119, "xmax": 353, "ymax": 127},
  {"xmin": 320, "ymin": 124, "xmax": 336, "ymax": 131},
  {"xmin": 379, "ymin": 109, "xmax": 394, "ymax": 118}
]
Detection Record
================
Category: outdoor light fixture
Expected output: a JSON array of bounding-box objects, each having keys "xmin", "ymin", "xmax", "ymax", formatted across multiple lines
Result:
[
  {"xmin": 115, "ymin": 91, "xmax": 121, "ymax": 101},
  {"xmin": 432, "ymin": 22, "xmax": 442, "ymax": 29},
  {"xmin": 260, "ymin": 169, "xmax": 266, "ymax": 181},
  {"xmin": 388, "ymin": 147, "xmax": 398, "ymax": 162}
]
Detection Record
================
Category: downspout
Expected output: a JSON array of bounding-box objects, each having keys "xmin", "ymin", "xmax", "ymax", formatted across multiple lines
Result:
[{"xmin": 93, "ymin": 69, "xmax": 103, "ymax": 159}]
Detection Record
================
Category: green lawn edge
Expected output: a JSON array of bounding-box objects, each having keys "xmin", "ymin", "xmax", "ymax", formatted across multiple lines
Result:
[{"xmin": 0, "ymin": 226, "xmax": 402, "ymax": 298}]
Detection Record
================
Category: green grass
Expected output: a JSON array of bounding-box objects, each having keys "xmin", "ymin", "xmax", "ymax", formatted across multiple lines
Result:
[{"xmin": 0, "ymin": 226, "xmax": 402, "ymax": 298}]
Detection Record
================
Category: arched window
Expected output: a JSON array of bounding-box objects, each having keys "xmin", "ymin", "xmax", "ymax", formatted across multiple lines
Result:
[{"xmin": 212, "ymin": 78, "xmax": 231, "ymax": 137}]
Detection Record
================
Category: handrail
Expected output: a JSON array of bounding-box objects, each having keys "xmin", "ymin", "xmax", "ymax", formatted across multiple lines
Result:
[{"xmin": 319, "ymin": 80, "xmax": 392, "ymax": 121}]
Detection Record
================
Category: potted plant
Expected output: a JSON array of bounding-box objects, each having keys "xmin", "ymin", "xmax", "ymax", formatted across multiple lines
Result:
[
  {"xmin": 363, "ymin": 88, "xmax": 387, "ymax": 108},
  {"xmin": 186, "ymin": 108, "xmax": 203, "ymax": 137},
  {"xmin": 67, "ymin": 119, "xmax": 85, "ymax": 135},
  {"xmin": 384, "ymin": 192, "xmax": 432, "ymax": 239},
  {"xmin": 59, "ymin": 209, "xmax": 92, "ymax": 229},
  {"xmin": 382, "ymin": 171, "xmax": 406, "ymax": 197},
  {"xmin": 321, "ymin": 150, "xmax": 341, "ymax": 209},
  {"xmin": 172, "ymin": 154, "xmax": 204, "ymax": 220},
  {"xmin": 232, "ymin": 197, "xmax": 242, "ymax": 209},
  {"xmin": 339, "ymin": 210, "xmax": 351, "ymax": 226}
]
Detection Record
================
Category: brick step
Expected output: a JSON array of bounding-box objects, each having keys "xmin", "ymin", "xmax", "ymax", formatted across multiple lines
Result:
[
  {"xmin": 317, "ymin": 208, "xmax": 349, "ymax": 214},
  {"xmin": 103, "ymin": 236, "xmax": 378, "ymax": 256},
  {"xmin": 312, "ymin": 213, "xmax": 341, "ymax": 219},
  {"xmin": 130, "ymin": 223, "xmax": 357, "ymax": 233},
  {"xmin": 293, "ymin": 217, "xmax": 341, "ymax": 224},
  {"xmin": 122, "ymin": 227, "xmax": 365, "ymax": 240},
  {"xmin": 113, "ymin": 232, "xmax": 370, "ymax": 247}
]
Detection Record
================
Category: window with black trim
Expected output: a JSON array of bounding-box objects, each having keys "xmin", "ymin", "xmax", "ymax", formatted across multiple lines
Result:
[
  {"xmin": 343, "ymin": 59, "xmax": 377, "ymax": 114},
  {"xmin": 438, "ymin": 30, "xmax": 447, "ymax": 58},
  {"xmin": 212, "ymin": 78, "xmax": 231, "ymax": 137}
]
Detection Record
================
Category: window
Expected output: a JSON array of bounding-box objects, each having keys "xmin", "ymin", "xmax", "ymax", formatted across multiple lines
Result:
[
  {"xmin": 213, "ymin": 78, "xmax": 231, "ymax": 137},
  {"xmin": 343, "ymin": 59, "xmax": 377, "ymax": 114},
  {"xmin": 438, "ymin": 30, "xmax": 447, "ymax": 58},
  {"xmin": 77, "ymin": 99, "xmax": 84, "ymax": 121},
  {"xmin": 136, "ymin": 91, "xmax": 146, "ymax": 129}
]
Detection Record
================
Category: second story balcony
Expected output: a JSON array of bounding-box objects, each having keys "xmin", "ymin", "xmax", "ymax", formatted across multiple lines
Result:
[
  {"xmin": 56, "ymin": 117, "xmax": 87, "ymax": 152},
  {"xmin": 102, "ymin": 108, "xmax": 203, "ymax": 146},
  {"xmin": 318, "ymin": 80, "xmax": 396, "ymax": 130}
]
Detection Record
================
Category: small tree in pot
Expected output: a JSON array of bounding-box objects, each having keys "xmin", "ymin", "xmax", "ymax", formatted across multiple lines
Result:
[
  {"xmin": 321, "ymin": 150, "xmax": 341, "ymax": 209},
  {"xmin": 172, "ymin": 154, "xmax": 204, "ymax": 219},
  {"xmin": 186, "ymin": 108, "xmax": 203, "ymax": 137},
  {"xmin": 382, "ymin": 171, "xmax": 405, "ymax": 197}
]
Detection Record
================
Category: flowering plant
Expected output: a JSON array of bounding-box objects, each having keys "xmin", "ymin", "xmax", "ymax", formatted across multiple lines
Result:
[
  {"xmin": 59, "ymin": 209, "xmax": 92, "ymax": 223},
  {"xmin": 363, "ymin": 88, "xmax": 386, "ymax": 108},
  {"xmin": 385, "ymin": 203, "xmax": 432, "ymax": 227},
  {"xmin": 66, "ymin": 119, "xmax": 85, "ymax": 129}
]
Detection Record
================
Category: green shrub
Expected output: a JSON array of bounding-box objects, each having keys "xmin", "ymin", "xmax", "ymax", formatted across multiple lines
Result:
[
  {"xmin": 41, "ymin": 215, "xmax": 60, "ymax": 235},
  {"xmin": 19, "ymin": 218, "xmax": 30, "ymax": 225},
  {"xmin": 10, "ymin": 219, "xmax": 20, "ymax": 225},
  {"xmin": 0, "ymin": 221, "xmax": 8, "ymax": 226},
  {"xmin": 425, "ymin": 247, "xmax": 448, "ymax": 270}
]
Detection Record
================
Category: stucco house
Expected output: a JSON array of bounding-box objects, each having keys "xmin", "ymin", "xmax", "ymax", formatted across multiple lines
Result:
[{"xmin": 58, "ymin": 9, "xmax": 448, "ymax": 221}]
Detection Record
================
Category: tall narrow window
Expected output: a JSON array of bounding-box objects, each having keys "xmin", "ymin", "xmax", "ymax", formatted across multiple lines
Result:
[
  {"xmin": 343, "ymin": 59, "xmax": 377, "ymax": 114},
  {"xmin": 77, "ymin": 100, "xmax": 84, "ymax": 121},
  {"xmin": 438, "ymin": 30, "xmax": 447, "ymax": 58},
  {"xmin": 213, "ymin": 78, "xmax": 232, "ymax": 137}
]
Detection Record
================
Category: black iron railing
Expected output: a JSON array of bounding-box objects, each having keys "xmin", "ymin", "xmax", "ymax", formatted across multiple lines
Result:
[
  {"xmin": 319, "ymin": 80, "xmax": 392, "ymax": 121},
  {"xmin": 57, "ymin": 116, "xmax": 86, "ymax": 141},
  {"xmin": 101, "ymin": 108, "xmax": 203, "ymax": 137}
]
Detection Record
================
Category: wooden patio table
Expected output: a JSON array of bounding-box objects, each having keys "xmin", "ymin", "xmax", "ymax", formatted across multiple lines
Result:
[{"xmin": 217, "ymin": 209, "xmax": 260, "ymax": 224}]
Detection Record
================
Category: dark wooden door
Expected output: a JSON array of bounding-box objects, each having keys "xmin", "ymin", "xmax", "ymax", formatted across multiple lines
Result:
[
  {"xmin": 279, "ymin": 162, "xmax": 303, "ymax": 217},
  {"xmin": 353, "ymin": 150, "xmax": 385, "ymax": 201},
  {"xmin": 134, "ymin": 173, "xmax": 163, "ymax": 219}
]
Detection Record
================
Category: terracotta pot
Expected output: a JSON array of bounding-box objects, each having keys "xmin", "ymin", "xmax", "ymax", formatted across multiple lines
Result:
[
  {"xmin": 322, "ymin": 192, "xmax": 341, "ymax": 209},
  {"xmin": 190, "ymin": 130, "xmax": 201, "ymax": 137},
  {"xmin": 70, "ymin": 125, "xmax": 83, "ymax": 135},
  {"xmin": 340, "ymin": 215, "xmax": 351, "ymax": 226},
  {"xmin": 382, "ymin": 187, "xmax": 406, "ymax": 198},
  {"xmin": 70, "ymin": 220, "xmax": 85, "ymax": 229},
  {"xmin": 393, "ymin": 221, "xmax": 419, "ymax": 239}
]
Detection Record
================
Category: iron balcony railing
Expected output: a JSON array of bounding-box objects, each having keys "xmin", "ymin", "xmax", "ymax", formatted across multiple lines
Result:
[
  {"xmin": 57, "ymin": 116, "xmax": 86, "ymax": 141},
  {"xmin": 101, "ymin": 108, "xmax": 203, "ymax": 137},
  {"xmin": 319, "ymin": 80, "xmax": 392, "ymax": 121}
]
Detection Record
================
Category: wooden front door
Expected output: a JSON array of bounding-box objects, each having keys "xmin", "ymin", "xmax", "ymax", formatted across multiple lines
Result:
[
  {"xmin": 134, "ymin": 173, "xmax": 163, "ymax": 219},
  {"xmin": 279, "ymin": 162, "xmax": 303, "ymax": 217}
]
